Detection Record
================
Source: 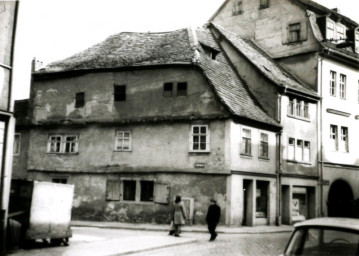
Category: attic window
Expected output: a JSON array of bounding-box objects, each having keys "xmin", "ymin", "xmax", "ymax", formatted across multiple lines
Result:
[
  {"xmin": 163, "ymin": 83, "xmax": 173, "ymax": 97},
  {"xmin": 232, "ymin": 0, "xmax": 243, "ymax": 15},
  {"xmin": 336, "ymin": 26, "xmax": 346, "ymax": 42},
  {"xmin": 259, "ymin": 0, "xmax": 269, "ymax": 9},
  {"xmin": 326, "ymin": 20, "xmax": 335, "ymax": 40},
  {"xmin": 177, "ymin": 82, "xmax": 187, "ymax": 96},
  {"xmin": 201, "ymin": 44, "xmax": 219, "ymax": 60},
  {"xmin": 114, "ymin": 84, "xmax": 126, "ymax": 101},
  {"xmin": 75, "ymin": 92, "xmax": 85, "ymax": 108},
  {"xmin": 288, "ymin": 23, "xmax": 301, "ymax": 43},
  {"xmin": 355, "ymin": 32, "xmax": 359, "ymax": 53}
]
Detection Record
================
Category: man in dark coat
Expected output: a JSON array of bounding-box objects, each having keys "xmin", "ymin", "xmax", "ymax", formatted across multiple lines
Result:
[{"xmin": 206, "ymin": 198, "xmax": 221, "ymax": 241}]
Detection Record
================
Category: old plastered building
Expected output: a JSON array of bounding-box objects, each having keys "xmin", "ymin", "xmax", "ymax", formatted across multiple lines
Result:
[
  {"xmin": 211, "ymin": 0, "xmax": 359, "ymax": 219},
  {"xmin": 14, "ymin": 27, "xmax": 283, "ymax": 226}
]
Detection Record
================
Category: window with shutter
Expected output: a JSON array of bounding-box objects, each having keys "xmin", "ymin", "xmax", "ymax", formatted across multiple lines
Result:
[
  {"xmin": 153, "ymin": 183, "xmax": 170, "ymax": 204},
  {"xmin": 106, "ymin": 180, "xmax": 121, "ymax": 201}
]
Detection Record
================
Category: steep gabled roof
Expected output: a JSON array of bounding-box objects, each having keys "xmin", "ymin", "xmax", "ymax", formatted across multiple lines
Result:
[
  {"xmin": 211, "ymin": 23, "xmax": 318, "ymax": 98},
  {"xmin": 36, "ymin": 27, "xmax": 280, "ymax": 128}
]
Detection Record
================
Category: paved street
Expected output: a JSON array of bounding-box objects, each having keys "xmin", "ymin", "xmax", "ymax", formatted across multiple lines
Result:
[{"xmin": 9, "ymin": 227, "xmax": 290, "ymax": 256}]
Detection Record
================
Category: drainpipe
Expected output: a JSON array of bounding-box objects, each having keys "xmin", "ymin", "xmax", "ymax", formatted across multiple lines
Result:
[
  {"xmin": 318, "ymin": 57, "xmax": 324, "ymax": 217},
  {"xmin": 276, "ymin": 93, "xmax": 283, "ymax": 226}
]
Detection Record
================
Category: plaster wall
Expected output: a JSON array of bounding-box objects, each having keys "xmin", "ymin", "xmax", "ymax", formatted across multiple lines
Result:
[
  {"xmin": 28, "ymin": 172, "xmax": 227, "ymax": 224},
  {"xmin": 320, "ymin": 59, "xmax": 359, "ymax": 165},
  {"xmin": 30, "ymin": 67, "xmax": 227, "ymax": 123},
  {"xmin": 281, "ymin": 95, "xmax": 318, "ymax": 176},
  {"xmin": 212, "ymin": 0, "xmax": 320, "ymax": 58},
  {"xmin": 229, "ymin": 121, "xmax": 276, "ymax": 174},
  {"xmin": 27, "ymin": 120, "xmax": 227, "ymax": 174}
]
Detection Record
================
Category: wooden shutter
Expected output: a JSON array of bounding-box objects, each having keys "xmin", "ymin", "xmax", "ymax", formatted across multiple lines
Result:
[
  {"xmin": 153, "ymin": 183, "xmax": 170, "ymax": 204},
  {"xmin": 106, "ymin": 180, "xmax": 120, "ymax": 201}
]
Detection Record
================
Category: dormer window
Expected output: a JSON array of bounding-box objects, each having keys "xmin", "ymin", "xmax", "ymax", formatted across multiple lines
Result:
[
  {"xmin": 336, "ymin": 26, "xmax": 346, "ymax": 42},
  {"xmin": 326, "ymin": 20, "xmax": 335, "ymax": 40},
  {"xmin": 355, "ymin": 31, "xmax": 359, "ymax": 53},
  {"xmin": 201, "ymin": 44, "xmax": 219, "ymax": 60}
]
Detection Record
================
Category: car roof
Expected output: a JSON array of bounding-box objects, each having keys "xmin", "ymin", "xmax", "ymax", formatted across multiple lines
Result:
[{"xmin": 294, "ymin": 218, "xmax": 359, "ymax": 231}]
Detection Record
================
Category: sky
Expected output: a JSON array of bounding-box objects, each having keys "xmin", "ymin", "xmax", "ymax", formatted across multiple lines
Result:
[{"xmin": 12, "ymin": 0, "xmax": 358, "ymax": 100}]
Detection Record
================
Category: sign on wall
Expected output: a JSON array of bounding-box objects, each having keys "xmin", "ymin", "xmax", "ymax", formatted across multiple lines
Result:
[{"xmin": 292, "ymin": 198, "xmax": 300, "ymax": 216}]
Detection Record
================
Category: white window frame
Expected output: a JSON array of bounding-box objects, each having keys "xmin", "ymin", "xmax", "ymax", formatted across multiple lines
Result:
[
  {"xmin": 288, "ymin": 138, "xmax": 295, "ymax": 160},
  {"xmin": 330, "ymin": 71, "xmax": 336, "ymax": 96},
  {"xmin": 326, "ymin": 20, "xmax": 335, "ymax": 40},
  {"xmin": 296, "ymin": 139, "xmax": 303, "ymax": 161},
  {"xmin": 287, "ymin": 98, "xmax": 310, "ymax": 120},
  {"xmin": 330, "ymin": 125, "xmax": 338, "ymax": 151},
  {"xmin": 190, "ymin": 125, "xmax": 210, "ymax": 152},
  {"xmin": 259, "ymin": 133, "xmax": 269, "ymax": 159},
  {"xmin": 47, "ymin": 134, "xmax": 79, "ymax": 154},
  {"xmin": 336, "ymin": 25, "xmax": 345, "ymax": 41},
  {"xmin": 241, "ymin": 128, "xmax": 252, "ymax": 156},
  {"xmin": 339, "ymin": 74, "xmax": 346, "ymax": 99},
  {"xmin": 340, "ymin": 127, "xmax": 349, "ymax": 153},
  {"xmin": 115, "ymin": 131, "xmax": 132, "ymax": 151},
  {"xmin": 13, "ymin": 133, "xmax": 21, "ymax": 155}
]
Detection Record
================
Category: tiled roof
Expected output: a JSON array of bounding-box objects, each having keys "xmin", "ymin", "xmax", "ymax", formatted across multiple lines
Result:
[
  {"xmin": 211, "ymin": 23, "xmax": 317, "ymax": 97},
  {"xmin": 36, "ymin": 27, "xmax": 280, "ymax": 128},
  {"xmin": 41, "ymin": 29, "xmax": 195, "ymax": 73}
]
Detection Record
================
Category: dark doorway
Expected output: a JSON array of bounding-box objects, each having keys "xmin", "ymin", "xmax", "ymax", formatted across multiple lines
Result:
[
  {"xmin": 328, "ymin": 180, "xmax": 354, "ymax": 217},
  {"xmin": 242, "ymin": 180, "xmax": 251, "ymax": 226}
]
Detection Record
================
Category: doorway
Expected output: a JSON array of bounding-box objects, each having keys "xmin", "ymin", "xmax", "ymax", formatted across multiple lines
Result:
[{"xmin": 328, "ymin": 179, "xmax": 354, "ymax": 217}]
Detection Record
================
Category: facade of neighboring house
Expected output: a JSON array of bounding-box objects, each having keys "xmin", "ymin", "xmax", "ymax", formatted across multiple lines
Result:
[
  {"xmin": 210, "ymin": 0, "xmax": 359, "ymax": 218},
  {"xmin": 15, "ymin": 27, "xmax": 282, "ymax": 226},
  {"xmin": 0, "ymin": 0, "xmax": 19, "ymax": 253}
]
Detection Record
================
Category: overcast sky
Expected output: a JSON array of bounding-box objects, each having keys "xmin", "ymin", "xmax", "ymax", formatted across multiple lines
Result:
[{"xmin": 12, "ymin": 0, "xmax": 358, "ymax": 100}]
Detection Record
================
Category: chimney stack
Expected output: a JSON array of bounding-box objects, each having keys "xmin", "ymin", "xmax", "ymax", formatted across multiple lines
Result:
[
  {"xmin": 31, "ymin": 58, "xmax": 43, "ymax": 72},
  {"xmin": 331, "ymin": 8, "xmax": 340, "ymax": 14}
]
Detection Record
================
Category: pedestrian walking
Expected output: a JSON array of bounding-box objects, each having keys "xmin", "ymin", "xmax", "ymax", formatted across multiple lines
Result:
[
  {"xmin": 206, "ymin": 198, "xmax": 221, "ymax": 241},
  {"xmin": 172, "ymin": 195, "xmax": 186, "ymax": 237}
]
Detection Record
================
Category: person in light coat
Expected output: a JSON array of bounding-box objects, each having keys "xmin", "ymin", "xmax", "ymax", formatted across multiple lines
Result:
[{"xmin": 172, "ymin": 195, "xmax": 186, "ymax": 237}]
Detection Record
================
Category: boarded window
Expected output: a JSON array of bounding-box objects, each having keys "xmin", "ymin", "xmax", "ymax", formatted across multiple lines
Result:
[
  {"xmin": 123, "ymin": 180, "xmax": 136, "ymax": 201},
  {"xmin": 177, "ymin": 82, "xmax": 187, "ymax": 96},
  {"xmin": 163, "ymin": 83, "xmax": 173, "ymax": 97},
  {"xmin": 153, "ymin": 183, "xmax": 170, "ymax": 204},
  {"xmin": 75, "ymin": 92, "xmax": 85, "ymax": 108},
  {"xmin": 106, "ymin": 180, "xmax": 120, "ymax": 201},
  {"xmin": 140, "ymin": 181, "xmax": 154, "ymax": 202},
  {"xmin": 114, "ymin": 84, "xmax": 126, "ymax": 101}
]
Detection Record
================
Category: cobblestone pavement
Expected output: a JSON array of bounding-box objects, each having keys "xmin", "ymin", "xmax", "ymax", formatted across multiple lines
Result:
[{"xmin": 133, "ymin": 232, "xmax": 290, "ymax": 256}]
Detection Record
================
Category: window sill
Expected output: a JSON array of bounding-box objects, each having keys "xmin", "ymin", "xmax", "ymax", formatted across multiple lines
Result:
[
  {"xmin": 240, "ymin": 154, "xmax": 252, "ymax": 159},
  {"xmin": 286, "ymin": 159, "xmax": 311, "ymax": 165},
  {"xmin": 47, "ymin": 152, "xmax": 79, "ymax": 155},
  {"xmin": 114, "ymin": 150, "xmax": 132, "ymax": 152},
  {"xmin": 285, "ymin": 40, "xmax": 304, "ymax": 45},
  {"xmin": 189, "ymin": 151, "xmax": 210, "ymax": 156},
  {"xmin": 118, "ymin": 200, "xmax": 154, "ymax": 205},
  {"xmin": 287, "ymin": 114, "xmax": 310, "ymax": 122},
  {"xmin": 259, "ymin": 5, "xmax": 269, "ymax": 9},
  {"xmin": 259, "ymin": 156, "xmax": 270, "ymax": 161}
]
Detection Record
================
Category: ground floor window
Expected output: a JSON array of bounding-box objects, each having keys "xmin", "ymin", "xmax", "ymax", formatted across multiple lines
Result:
[
  {"xmin": 140, "ymin": 180, "xmax": 154, "ymax": 202},
  {"xmin": 123, "ymin": 180, "xmax": 136, "ymax": 201},
  {"xmin": 292, "ymin": 187, "xmax": 308, "ymax": 221},
  {"xmin": 256, "ymin": 181, "xmax": 268, "ymax": 218}
]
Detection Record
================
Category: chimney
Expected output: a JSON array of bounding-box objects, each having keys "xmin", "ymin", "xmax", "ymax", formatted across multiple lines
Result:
[
  {"xmin": 31, "ymin": 57, "xmax": 44, "ymax": 72},
  {"xmin": 331, "ymin": 8, "xmax": 340, "ymax": 14}
]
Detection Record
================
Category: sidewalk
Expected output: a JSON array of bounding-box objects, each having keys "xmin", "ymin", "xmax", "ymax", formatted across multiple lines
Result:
[{"xmin": 71, "ymin": 220, "xmax": 294, "ymax": 234}]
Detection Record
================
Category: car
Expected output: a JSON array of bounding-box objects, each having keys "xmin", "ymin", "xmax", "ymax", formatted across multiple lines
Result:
[{"xmin": 283, "ymin": 217, "xmax": 359, "ymax": 256}]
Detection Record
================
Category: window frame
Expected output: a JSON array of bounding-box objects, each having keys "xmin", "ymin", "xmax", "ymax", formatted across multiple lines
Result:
[
  {"xmin": 287, "ymin": 98, "xmax": 310, "ymax": 120},
  {"xmin": 288, "ymin": 138, "xmax": 311, "ymax": 163},
  {"xmin": 163, "ymin": 82, "xmax": 173, "ymax": 98},
  {"xmin": 114, "ymin": 84, "xmax": 126, "ymax": 102},
  {"xmin": 330, "ymin": 125, "xmax": 338, "ymax": 151},
  {"xmin": 340, "ymin": 126, "xmax": 349, "ymax": 153},
  {"xmin": 190, "ymin": 125, "xmax": 210, "ymax": 153},
  {"xmin": 241, "ymin": 128, "xmax": 252, "ymax": 156},
  {"xmin": 326, "ymin": 20, "xmax": 335, "ymax": 40},
  {"xmin": 329, "ymin": 71, "xmax": 337, "ymax": 97},
  {"xmin": 339, "ymin": 74, "xmax": 346, "ymax": 99},
  {"xmin": 259, "ymin": 132, "xmax": 269, "ymax": 159},
  {"xmin": 13, "ymin": 133, "xmax": 21, "ymax": 155},
  {"xmin": 115, "ymin": 131, "xmax": 132, "ymax": 152},
  {"xmin": 47, "ymin": 134, "xmax": 79, "ymax": 154},
  {"xmin": 121, "ymin": 179, "xmax": 155, "ymax": 203},
  {"xmin": 288, "ymin": 23, "xmax": 301, "ymax": 43},
  {"xmin": 75, "ymin": 92, "xmax": 85, "ymax": 108}
]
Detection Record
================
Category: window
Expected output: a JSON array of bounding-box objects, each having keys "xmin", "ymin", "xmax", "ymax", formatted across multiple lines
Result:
[
  {"xmin": 123, "ymin": 180, "xmax": 136, "ymax": 201},
  {"xmin": 336, "ymin": 26, "xmax": 345, "ymax": 41},
  {"xmin": 115, "ymin": 131, "xmax": 131, "ymax": 151},
  {"xmin": 287, "ymin": 98, "xmax": 310, "ymax": 120},
  {"xmin": 296, "ymin": 140, "xmax": 303, "ymax": 161},
  {"xmin": 140, "ymin": 181, "xmax": 154, "ymax": 202},
  {"xmin": 190, "ymin": 125, "xmax": 210, "ymax": 152},
  {"xmin": 355, "ymin": 31, "xmax": 359, "ymax": 53},
  {"xmin": 13, "ymin": 133, "xmax": 20, "ymax": 155},
  {"xmin": 177, "ymin": 82, "xmax": 187, "ymax": 96},
  {"xmin": 288, "ymin": 138, "xmax": 295, "ymax": 160},
  {"xmin": 303, "ymin": 141, "xmax": 310, "ymax": 162},
  {"xmin": 241, "ymin": 129, "xmax": 251, "ymax": 156},
  {"xmin": 75, "ymin": 92, "xmax": 85, "ymax": 108},
  {"xmin": 52, "ymin": 178, "xmax": 68, "ymax": 184},
  {"xmin": 330, "ymin": 125, "xmax": 338, "ymax": 151},
  {"xmin": 114, "ymin": 84, "xmax": 126, "ymax": 101},
  {"xmin": 340, "ymin": 127, "xmax": 349, "ymax": 152},
  {"xmin": 329, "ymin": 71, "xmax": 337, "ymax": 96},
  {"xmin": 339, "ymin": 74, "xmax": 346, "ymax": 99},
  {"xmin": 163, "ymin": 83, "xmax": 173, "ymax": 97},
  {"xmin": 259, "ymin": 0, "xmax": 269, "ymax": 8},
  {"xmin": 288, "ymin": 23, "xmax": 301, "ymax": 43},
  {"xmin": 201, "ymin": 44, "xmax": 219, "ymax": 60},
  {"xmin": 47, "ymin": 135, "xmax": 79, "ymax": 154},
  {"xmin": 259, "ymin": 133, "xmax": 269, "ymax": 158},
  {"xmin": 232, "ymin": 0, "xmax": 243, "ymax": 15},
  {"xmin": 326, "ymin": 20, "xmax": 335, "ymax": 40}
]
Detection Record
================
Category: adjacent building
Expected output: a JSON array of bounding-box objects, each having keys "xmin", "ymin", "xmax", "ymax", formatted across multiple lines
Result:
[
  {"xmin": 14, "ymin": 27, "xmax": 283, "ymax": 226},
  {"xmin": 210, "ymin": 0, "xmax": 359, "ymax": 219}
]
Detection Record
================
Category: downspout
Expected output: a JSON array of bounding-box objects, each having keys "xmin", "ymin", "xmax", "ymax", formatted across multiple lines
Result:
[
  {"xmin": 318, "ymin": 57, "xmax": 324, "ymax": 217},
  {"xmin": 276, "ymin": 92, "xmax": 283, "ymax": 226}
]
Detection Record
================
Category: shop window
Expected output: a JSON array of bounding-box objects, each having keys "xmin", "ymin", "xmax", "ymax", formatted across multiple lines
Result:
[
  {"xmin": 114, "ymin": 84, "xmax": 126, "ymax": 101},
  {"xmin": 329, "ymin": 71, "xmax": 337, "ymax": 96},
  {"xmin": 13, "ymin": 133, "xmax": 21, "ymax": 155},
  {"xmin": 259, "ymin": 133, "xmax": 269, "ymax": 158},
  {"xmin": 75, "ymin": 92, "xmax": 85, "ymax": 108},
  {"xmin": 106, "ymin": 180, "xmax": 120, "ymax": 201},
  {"xmin": 330, "ymin": 125, "xmax": 338, "ymax": 151},
  {"xmin": 123, "ymin": 180, "xmax": 136, "ymax": 201},
  {"xmin": 190, "ymin": 125, "xmax": 210, "ymax": 152},
  {"xmin": 140, "ymin": 181, "xmax": 154, "ymax": 202},
  {"xmin": 293, "ymin": 189, "xmax": 308, "ymax": 221},
  {"xmin": 163, "ymin": 83, "xmax": 173, "ymax": 98},
  {"xmin": 339, "ymin": 74, "xmax": 346, "ymax": 99},
  {"xmin": 177, "ymin": 82, "xmax": 187, "ymax": 96},
  {"xmin": 256, "ymin": 181, "xmax": 268, "ymax": 218},
  {"xmin": 47, "ymin": 134, "xmax": 79, "ymax": 154},
  {"xmin": 241, "ymin": 129, "xmax": 251, "ymax": 156},
  {"xmin": 115, "ymin": 131, "xmax": 131, "ymax": 151}
]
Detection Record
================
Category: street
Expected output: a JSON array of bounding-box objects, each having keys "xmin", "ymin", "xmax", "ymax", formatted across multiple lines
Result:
[{"xmin": 9, "ymin": 227, "xmax": 290, "ymax": 256}]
